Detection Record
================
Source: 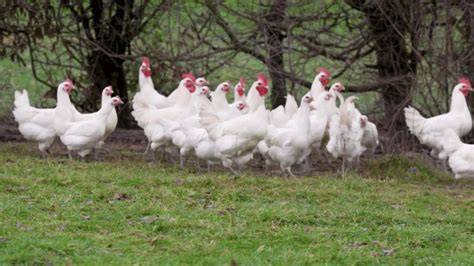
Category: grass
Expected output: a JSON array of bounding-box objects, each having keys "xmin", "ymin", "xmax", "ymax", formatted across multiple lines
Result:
[{"xmin": 0, "ymin": 143, "xmax": 473, "ymax": 264}]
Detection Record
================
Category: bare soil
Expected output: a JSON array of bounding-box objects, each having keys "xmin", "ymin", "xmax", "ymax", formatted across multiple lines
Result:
[{"xmin": 0, "ymin": 114, "xmax": 430, "ymax": 176}]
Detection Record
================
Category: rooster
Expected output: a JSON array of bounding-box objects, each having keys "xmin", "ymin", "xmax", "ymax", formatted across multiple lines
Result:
[
  {"xmin": 12, "ymin": 79, "xmax": 74, "ymax": 156},
  {"xmin": 245, "ymin": 74, "xmax": 269, "ymax": 112},
  {"xmin": 132, "ymin": 57, "xmax": 173, "ymax": 111},
  {"xmin": 308, "ymin": 67, "xmax": 331, "ymax": 101},
  {"xmin": 405, "ymin": 78, "xmax": 473, "ymax": 157}
]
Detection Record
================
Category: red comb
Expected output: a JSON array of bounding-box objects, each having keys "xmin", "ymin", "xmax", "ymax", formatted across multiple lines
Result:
[
  {"xmin": 458, "ymin": 77, "xmax": 472, "ymax": 87},
  {"xmin": 66, "ymin": 79, "xmax": 73, "ymax": 86},
  {"xmin": 142, "ymin": 56, "xmax": 150, "ymax": 66},
  {"xmin": 181, "ymin": 72, "xmax": 196, "ymax": 82},
  {"xmin": 257, "ymin": 74, "xmax": 268, "ymax": 86},
  {"xmin": 318, "ymin": 67, "xmax": 331, "ymax": 77},
  {"xmin": 239, "ymin": 77, "xmax": 245, "ymax": 89}
]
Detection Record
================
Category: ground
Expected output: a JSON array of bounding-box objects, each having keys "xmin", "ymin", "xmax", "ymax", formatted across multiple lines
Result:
[{"xmin": 0, "ymin": 120, "xmax": 473, "ymax": 264}]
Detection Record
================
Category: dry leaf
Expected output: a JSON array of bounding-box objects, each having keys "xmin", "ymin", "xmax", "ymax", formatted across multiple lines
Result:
[
  {"xmin": 113, "ymin": 192, "xmax": 129, "ymax": 201},
  {"xmin": 141, "ymin": 215, "xmax": 159, "ymax": 224}
]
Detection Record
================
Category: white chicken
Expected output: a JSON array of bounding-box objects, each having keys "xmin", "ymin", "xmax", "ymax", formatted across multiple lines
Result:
[
  {"xmin": 424, "ymin": 129, "xmax": 474, "ymax": 187},
  {"xmin": 132, "ymin": 57, "xmax": 173, "ymax": 111},
  {"xmin": 269, "ymin": 94, "xmax": 298, "ymax": 127},
  {"xmin": 12, "ymin": 80, "xmax": 74, "ymax": 155},
  {"xmin": 314, "ymin": 81, "xmax": 345, "ymax": 114},
  {"xmin": 405, "ymin": 78, "xmax": 473, "ymax": 156},
  {"xmin": 159, "ymin": 86, "xmax": 250, "ymax": 169},
  {"xmin": 264, "ymin": 94, "xmax": 313, "ymax": 177},
  {"xmin": 302, "ymin": 83, "xmax": 344, "ymax": 167},
  {"xmin": 360, "ymin": 115, "xmax": 379, "ymax": 154},
  {"xmin": 167, "ymin": 74, "xmax": 206, "ymax": 103},
  {"xmin": 73, "ymin": 86, "xmax": 117, "ymax": 152},
  {"xmin": 308, "ymin": 67, "xmax": 331, "ymax": 101},
  {"xmin": 199, "ymin": 75, "xmax": 270, "ymax": 174},
  {"xmin": 155, "ymin": 86, "xmax": 212, "ymax": 167},
  {"xmin": 229, "ymin": 100, "xmax": 249, "ymax": 116},
  {"xmin": 132, "ymin": 73, "xmax": 197, "ymax": 157},
  {"xmin": 211, "ymin": 81, "xmax": 237, "ymax": 120},
  {"xmin": 182, "ymin": 99, "xmax": 249, "ymax": 170},
  {"xmin": 246, "ymin": 74, "xmax": 269, "ymax": 112},
  {"xmin": 326, "ymin": 96, "xmax": 366, "ymax": 175},
  {"xmin": 60, "ymin": 96, "xmax": 123, "ymax": 159},
  {"xmin": 308, "ymin": 90, "xmax": 337, "ymax": 152}
]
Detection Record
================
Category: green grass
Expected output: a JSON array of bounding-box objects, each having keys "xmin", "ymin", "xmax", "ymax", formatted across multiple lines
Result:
[{"xmin": 0, "ymin": 143, "xmax": 473, "ymax": 264}]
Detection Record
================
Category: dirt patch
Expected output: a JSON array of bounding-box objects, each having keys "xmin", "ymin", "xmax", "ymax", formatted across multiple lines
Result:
[{"xmin": 0, "ymin": 114, "xmax": 426, "ymax": 176}]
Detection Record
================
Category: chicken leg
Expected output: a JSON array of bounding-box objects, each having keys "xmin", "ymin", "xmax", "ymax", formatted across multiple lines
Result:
[
  {"xmin": 284, "ymin": 167, "xmax": 297, "ymax": 178},
  {"xmin": 143, "ymin": 141, "xmax": 151, "ymax": 155}
]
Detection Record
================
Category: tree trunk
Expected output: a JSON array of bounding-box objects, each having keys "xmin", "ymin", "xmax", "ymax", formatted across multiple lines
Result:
[
  {"xmin": 264, "ymin": 0, "xmax": 287, "ymax": 108},
  {"xmin": 347, "ymin": 1, "xmax": 419, "ymax": 132},
  {"xmin": 86, "ymin": 0, "xmax": 136, "ymax": 128},
  {"xmin": 87, "ymin": 53, "xmax": 135, "ymax": 128},
  {"xmin": 368, "ymin": 14, "xmax": 415, "ymax": 129},
  {"xmin": 462, "ymin": 1, "xmax": 474, "ymax": 141}
]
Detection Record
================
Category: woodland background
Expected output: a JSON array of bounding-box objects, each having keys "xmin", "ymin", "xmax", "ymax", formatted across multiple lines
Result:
[{"xmin": 2, "ymin": 0, "xmax": 474, "ymax": 146}]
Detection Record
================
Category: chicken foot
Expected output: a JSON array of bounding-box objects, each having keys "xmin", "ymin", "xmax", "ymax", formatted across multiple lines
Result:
[{"xmin": 283, "ymin": 167, "xmax": 297, "ymax": 178}]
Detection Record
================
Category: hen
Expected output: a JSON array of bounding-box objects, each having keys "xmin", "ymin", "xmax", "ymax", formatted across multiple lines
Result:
[
  {"xmin": 199, "ymin": 75, "xmax": 270, "ymax": 174},
  {"xmin": 13, "ymin": 79, "xmax": 74, "ymax": 155},
  {"xmin": 427, "ymin": 129, "xmax": 474, "ymax": 187},
  {"xmin": 74, "ymin": 86, "xmax": 117, "ymax": 152},
  {"xmin": 405, "ymin": 78, "xmax": 473, "ymax": 156},
  {"xmin": 269, "ymin": 94, "xmax": 298, "ymax": 127},
  {"xmin": 360, "ymin": 115, "xmax": 379, "ymax": 154},
  {"xmin": 211, "ymin": 81, "xmax": 236, "ymax": 120},
  {"xmin": 326, "ymin": 96, "xmax": 365, "ymax": 175},
  {"xmin": 132, "ymin": 73, "xmax": 197, "ymax": 157},
  {"xmin": 264, "ymin": 94, "xmax": 313, "ymax": 177},
  {"xmin": 60, "ymin": 97, "xmax": 123, "ymax": 159}
]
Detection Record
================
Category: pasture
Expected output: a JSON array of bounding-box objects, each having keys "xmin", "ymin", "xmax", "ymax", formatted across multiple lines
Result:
[{"xmin": 0, "ymin": 133, "xmax": 473, "ymax": 264}]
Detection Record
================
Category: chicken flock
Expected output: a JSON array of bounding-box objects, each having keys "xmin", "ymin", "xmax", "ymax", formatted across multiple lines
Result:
[{"xmin": 11, "ymin": 56, "xmax": 474, "ymax": 182}]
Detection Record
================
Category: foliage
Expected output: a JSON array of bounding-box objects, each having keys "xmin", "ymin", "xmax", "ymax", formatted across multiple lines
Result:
[{"xmin": 2, "ymin": 1, "xmax": 474, "ymax": 135}]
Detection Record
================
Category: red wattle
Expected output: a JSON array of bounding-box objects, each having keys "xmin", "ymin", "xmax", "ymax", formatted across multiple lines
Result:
[
  {"xmin": 187, "ymin": 84, "xmax": 196, "ymax": 93},
  {"xmin": 143, "ymin": 69, "xmax": 152, "ymax": 77},
  {"xmin": 321, "ymin": 78, "xmax": 329, "ymax": 86}
]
